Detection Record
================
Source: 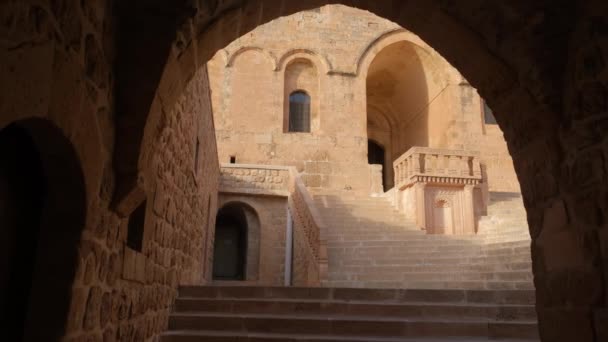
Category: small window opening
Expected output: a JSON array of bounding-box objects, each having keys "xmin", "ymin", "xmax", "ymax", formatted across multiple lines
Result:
[
  {"xmin": 483, "ymin": 100, "xmax": 497, "ymax": 125},
  {"xmin": 288, "ymin": 91, "xmax": 311, "ymax": 132},
  {"xmin": 127, "ymin": 200, "xmax": 147, "ymax": 252},
  {"xmin": 230, "ymin": 156, "xmax": 236, "ymax": 164},
  {"xmin": 194, "ymin": 137, "xmax": 200, "ymax": 173}
]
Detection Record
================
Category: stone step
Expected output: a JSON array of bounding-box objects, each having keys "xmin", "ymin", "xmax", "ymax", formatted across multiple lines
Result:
[
  {"xmin": 173, "ymin": 298, "xmax": 537, "ymax": 321},
  {"xmin": 163, "ymin": 330, "xmax": 540, "ymax": 342},
  {"xmin": 327, "ymin": 271, "xmax": 532, "ymax": 283},
  {"xmin": 167, "ymin": 312, "xmax": 538, "ymax": 339},
  {"xmin": 327, "ymin": 247, "xmax": 530, "ymax": 259},
  {"xmin": 327, "ymin": 262, "xmax": 532, "ymax": 273},
  {"xmin": 326, "ymin": 239, "xmax": 529, "ymax": 249},
  {"xmin": 331, "ymin": 256, "xmax": 532, "ymax": 268},
  {"xmin": 177, "ymin": 286, "xmax": 536, "ymax": 305},
  {"xmin": 322, "ymin": 281, "xmax": 534, "ymax": 291}
]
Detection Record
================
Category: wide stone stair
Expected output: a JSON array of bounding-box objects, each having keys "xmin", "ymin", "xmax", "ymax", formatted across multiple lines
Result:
[
  {"xmin": 162, "ymin": 285, "xmax": 539, "ymax": 341},
  {"xmin": 313, "ymin": 191, "xmax": 533, "ymax": 290}
]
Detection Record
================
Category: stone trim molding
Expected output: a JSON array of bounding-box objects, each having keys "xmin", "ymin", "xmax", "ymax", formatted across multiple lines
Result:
[
  {"xmin": 277, "ymin": 48, "xmax": 333, "ymax": 75},
  {"xmin": 226, "ymin": 46, "xmax": 279, "ymax": 71}
]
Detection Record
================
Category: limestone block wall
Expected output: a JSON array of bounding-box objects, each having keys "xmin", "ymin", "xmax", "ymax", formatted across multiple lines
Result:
[
  {"xmin": 0, "ymin": 2, "xmax": 220, "ymax": 340},
  {"xmin": 220, "ymin": 164, "xmax": 291, "ymax": 196},
  {"xmin": 207, "ymin": 4, "xmax": 521, "ymax": 195},
  {"xmin": 64, "ymin": 67, "xmax": 220, "ymax": 342},
  {"xmin": 453, "ymin": 85, "xmax": 521, "ymax": 193},
  {"xmin": 207, "ymin": 5, "xmax": 400, "ymax": 192}
]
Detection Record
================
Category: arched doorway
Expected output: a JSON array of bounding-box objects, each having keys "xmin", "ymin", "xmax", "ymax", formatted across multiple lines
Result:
[
  {"xmin": 213, "ymin": 203, "xmax": 249, "ymax": 280},
  {"xmin": 368, "ymin": 139, "xmax": 385, "ymax": 166},
  {"xmin": 0, "ymin": 119, "xmax": 86, "ymax": 341},
  {"xmin": 361, "ymin": 39, "xmax": 448, "ymax": 190},
  {"xmin": 367, "ymin": 139, "xmax": 388, "ymax": 192}
]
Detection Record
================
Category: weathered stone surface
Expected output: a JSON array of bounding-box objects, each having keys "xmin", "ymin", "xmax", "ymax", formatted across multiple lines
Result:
[
  {"xmin": 83, "ymin": 287, "xmax": 102, "ymax": 330},
  {"xmin": 1, "ymin": 1, "xmax": 607, "ymax": 342}
]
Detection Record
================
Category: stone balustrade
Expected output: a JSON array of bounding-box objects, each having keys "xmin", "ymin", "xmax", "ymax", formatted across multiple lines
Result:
[
  {"xmin": 219, "ymin": 164, "xmax": 328, "ymax": 286},
  {"xmin": 287, "ymin": 168, "xmax": 329, "ymax": 286},
  {"xmin": 393, "ymin": 147, "xmax": 482, "ymax": 189},
  {"xmin": 392, "ymin": 147, "xmax": 484, "ymax": 235}
]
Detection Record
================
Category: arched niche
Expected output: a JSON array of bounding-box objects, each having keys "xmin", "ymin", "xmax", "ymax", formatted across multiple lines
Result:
[
  {"xmin": 283, "ymin": 58, "xmax": 320, "ymax": 133},
  {"xmin": 0, "ymin": 118, "xmax": 86, "ymax": 341},
  {"xmin": 364, "ymin": 36, "xmax": 455, "ymax": 191},
  {"xmin": 212, "ymin": 202, "xmax": 261, "ymax": 281}
]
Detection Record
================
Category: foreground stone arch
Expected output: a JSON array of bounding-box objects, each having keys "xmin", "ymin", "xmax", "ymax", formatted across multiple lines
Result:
[
  {"xmin": 112, "ymin": 2, "xmax": 606, "ymax": 340},
  {"xmin": 0, "ymin": 0, "xmax": 600, "ymax": 340}
]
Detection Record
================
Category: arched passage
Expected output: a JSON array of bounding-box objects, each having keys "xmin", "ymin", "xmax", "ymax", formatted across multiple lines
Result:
[
  {"xmin": 85, "ymin": 1, "xmax": 607, "ymax": 341},
  {"xmin": 0, "ymin": 119, "xmax": 86, "ymax": 341},
  {"xmin": 212, "ymin": 202, "xmax": 261, "ymax": 281}
]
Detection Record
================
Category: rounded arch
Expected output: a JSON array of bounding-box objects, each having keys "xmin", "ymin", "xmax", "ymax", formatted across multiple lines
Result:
[
  {"xmin": 213, "ymin": 200, "xmax": 261, "ymax": 281},
  {"xmin": 0, "ymin": 118, "xmax": 86, "ymax": 341},
  {"xmin": 278, "ymin": 49, "xmax": 332, "ymax": 75},
  {"xmin": 357, "ymin": 29, "xmax": 457, "ymax": 86},
  {"xmin": 284, "ymin": 59, "xmax": 319, "ymax": 133},
  {"xmin": 226, "ymin": 46, "xmax": 278, "ymax": 70},
  {"xmin": 118, "ymin": 4, "xmax": 592, "ymax": 338},
  {"xmin": 290, "ymin": 89, "xmax": 311, "ymax": 97}
]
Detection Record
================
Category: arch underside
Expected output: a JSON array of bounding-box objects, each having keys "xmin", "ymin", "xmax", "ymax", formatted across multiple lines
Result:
[{"xmin": 1, "ymin": 0, "xmax": 603, "ymax": 341}]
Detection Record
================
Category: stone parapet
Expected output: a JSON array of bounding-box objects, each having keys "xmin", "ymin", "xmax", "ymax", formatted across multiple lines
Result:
[
  {"xmin": 393, "ymin": 147, "xmax": 482, "ymax": 189},
  {"xmin": 220, "ymin": 164, "xmax": 291, "ymax": 196},
  {"xmin": 393, "ymin": 147, "xmax": 484, "ymax": 235}
]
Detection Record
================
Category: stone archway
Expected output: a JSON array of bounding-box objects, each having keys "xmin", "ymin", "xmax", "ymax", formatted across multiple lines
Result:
[
  {"xmin": 116, "ymin": 3, "xmax": 606, "ymax": 339},
  {"xmin": 0, "ymin": 118, "xmax": 86, "ymax": 342},
  {"xmin": 0, "ymin": 0, "xmax": 581, "ymax": 340},
  {"xmin": 212, "ymin": 202, "xmax": 261, "ymax": 282}
]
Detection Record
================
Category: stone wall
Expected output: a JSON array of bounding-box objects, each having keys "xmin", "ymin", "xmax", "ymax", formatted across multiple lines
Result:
[
  {"xmin": 207, "ymin": 5, "xmax": 521, "ymax": 195},
  {"xmin": 0, "ymin": 1, "xmax": 219, "ymax": 340},
  {"xmin": 220, "ymin": 164, "xmax": 290, "ymax": 196},
  {"xmin": 64, "ymin": 67, "xmax": 219, "ymax": 341},
  {"xmin": 2, "ymin": 1, "xmax": 608, "ymax": 341}
]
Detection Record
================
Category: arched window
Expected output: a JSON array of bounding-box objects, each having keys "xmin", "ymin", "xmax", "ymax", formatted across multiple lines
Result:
[
  {"xmin": 483, "ymin": 100, "xmax": 497, "ymax": 125},
  {"xmin": 288, "ymin": 91, "xmax": 311, "ymax": 132}
]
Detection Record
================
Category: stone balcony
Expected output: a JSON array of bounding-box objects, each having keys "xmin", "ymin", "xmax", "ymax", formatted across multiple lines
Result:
[{"xmin": 393, "ymin": 147, "xmax": 484, "ymax": 235}]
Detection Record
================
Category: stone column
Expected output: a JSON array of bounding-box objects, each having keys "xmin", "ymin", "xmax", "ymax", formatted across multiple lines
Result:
[
  {"xmin": 414, "ymin": 182, "xmax": 427, "ymax": 231},
  {"xmin": 463, "ymin": 184, "xmax": 476, "ymax": 234}
]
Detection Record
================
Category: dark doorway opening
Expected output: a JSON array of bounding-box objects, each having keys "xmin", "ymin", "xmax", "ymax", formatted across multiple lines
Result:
[
  {"xmin": 368, "ymin": 139, "xmax": 387, "ymax": 191},
  {"xmin": 213, "ymin": 204, "xmax": 248, "ymax": 280},
  {"xmin": 0, "ymin": 119, "xmax": 86, "ymax": 341}
]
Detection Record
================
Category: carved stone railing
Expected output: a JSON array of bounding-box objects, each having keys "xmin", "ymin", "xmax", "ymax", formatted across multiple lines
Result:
[
  {"xmin": 394, "ymin": 147, "xmax": 482, "ymax": 189},
  {"xmin": 393, "ymin": 147, "xmax": 483, "ymax": 235},
  {"xmin": 218, "ymin": 164, "xmax": 328, "ymax": 286},
  {"xmin": 287, "ymin": 168, "xmax": 328, "ymax": 286}
]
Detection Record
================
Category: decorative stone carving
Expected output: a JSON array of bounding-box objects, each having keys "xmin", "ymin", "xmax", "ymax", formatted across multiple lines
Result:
[{"xmin": 393, "ymin": 147, "xmax": 483, "ymax": 235}]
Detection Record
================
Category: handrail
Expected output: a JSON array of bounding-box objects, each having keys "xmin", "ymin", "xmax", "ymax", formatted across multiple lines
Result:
[{"xmin": 287, "ymin": 167, "xmax": 328, "ymax": 286}]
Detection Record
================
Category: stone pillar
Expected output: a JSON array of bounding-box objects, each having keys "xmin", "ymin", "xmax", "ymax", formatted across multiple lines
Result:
[
  {"xmin": 369, "ymin": 164, "xmax": 384, "ymax": 195},
  {"xmin": 463, "ymin": 184, "xmax": 476, "ymax": 234},
  {"xmin": 414, "ymin": 182, "xmax": 427, "ymax": 230}
]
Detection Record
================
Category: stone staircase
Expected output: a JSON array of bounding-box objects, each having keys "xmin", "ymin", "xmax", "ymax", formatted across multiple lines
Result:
[
  {"xmin": 313, "ymin": 191, "xmax": 533, "ymax": 290},
  {"xmin": 162, "ymin": 286, "xmax": 539, "ymax": 341}
]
